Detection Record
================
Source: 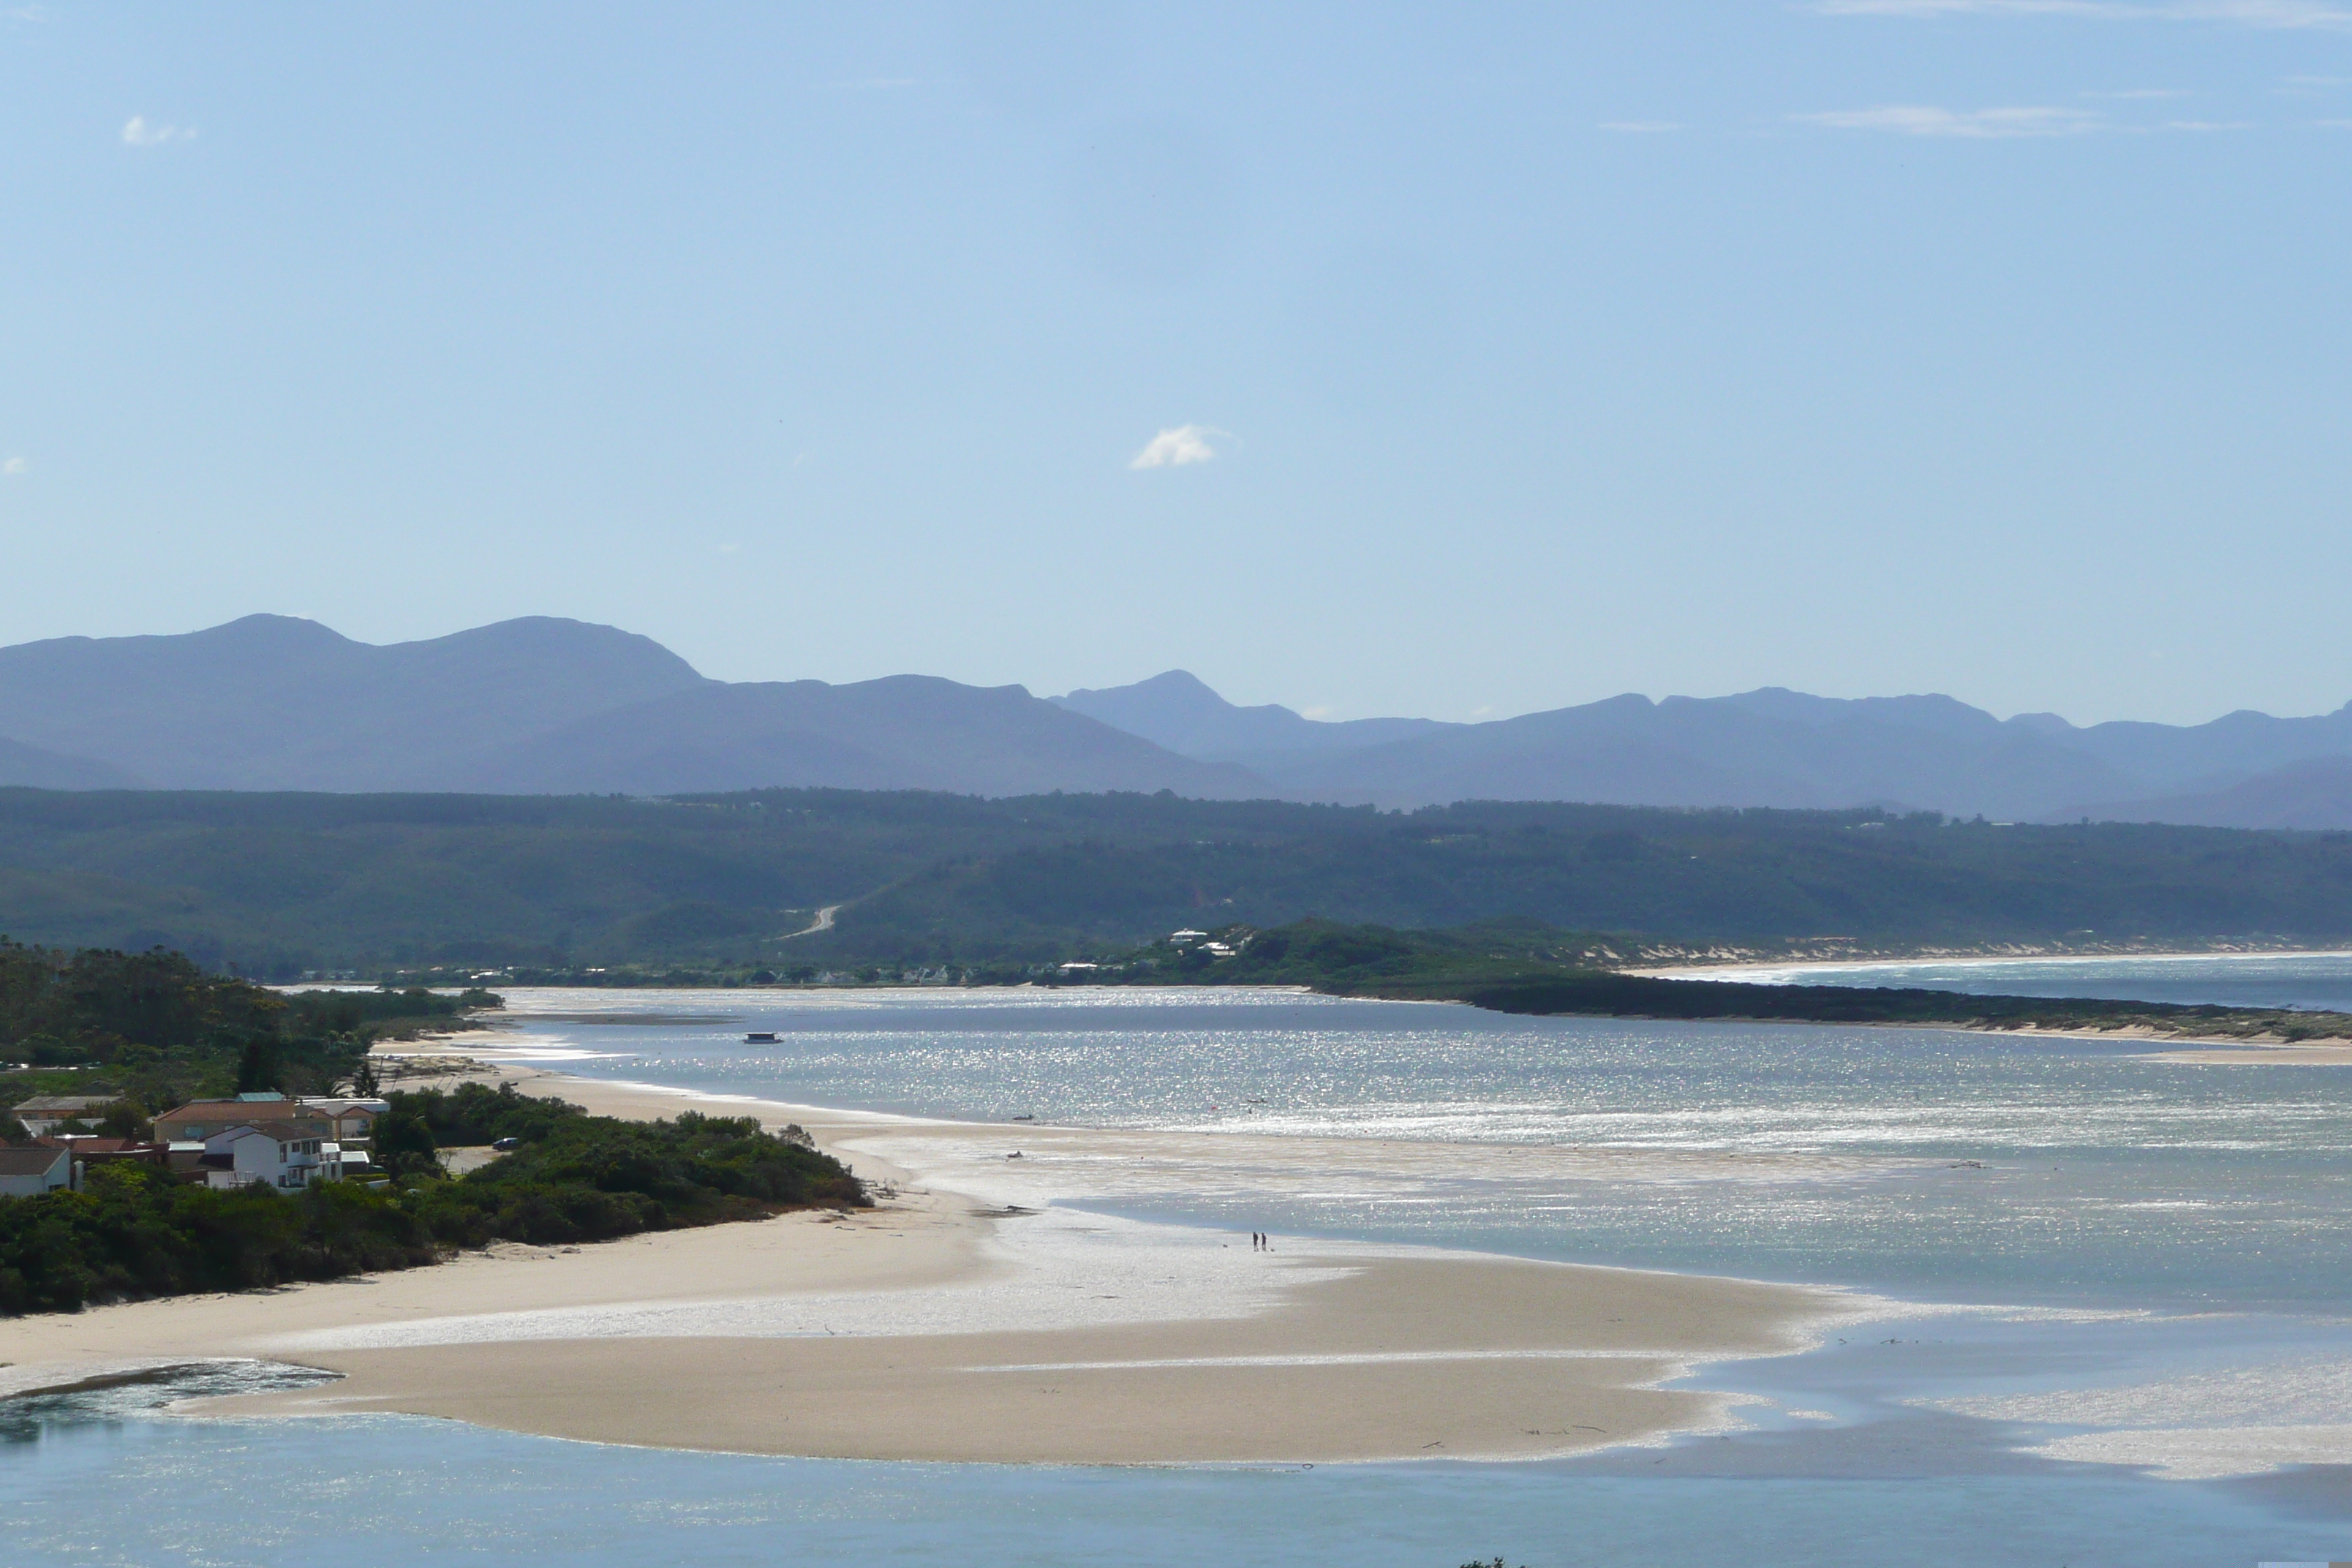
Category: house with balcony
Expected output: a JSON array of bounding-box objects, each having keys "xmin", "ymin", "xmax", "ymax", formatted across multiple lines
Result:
[{"xmin": 197, "ymin": 1122, "xmax": 344, "ymax": 1191}]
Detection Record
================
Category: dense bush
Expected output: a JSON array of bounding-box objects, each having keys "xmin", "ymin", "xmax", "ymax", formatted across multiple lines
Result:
[
  {"xmin": 0, "ymin": 1083, "xmax": 866, "ymax": 1315},
  {"xmin": 0, "ymin": 1163, "xmax": 437, "ymax": 1313}
]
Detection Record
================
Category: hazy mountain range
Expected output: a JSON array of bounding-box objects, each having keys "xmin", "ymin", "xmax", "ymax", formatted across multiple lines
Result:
[
  {"xmin": 1054, "ymin": 671, "xmax": 2352, "ymax": 826},
  {"xmin": 1, "ymin": 616, "xmax": 2348, "ymax": 829}
]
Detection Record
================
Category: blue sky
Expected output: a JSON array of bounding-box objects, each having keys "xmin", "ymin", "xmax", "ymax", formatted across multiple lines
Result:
[{"xmin": 3, "ymin": 3, "xmax": 2348, "ymax": 726}]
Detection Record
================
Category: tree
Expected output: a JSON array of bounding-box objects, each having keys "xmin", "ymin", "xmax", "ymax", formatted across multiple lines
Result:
[
  {"xmin": 350, "ymin": 1057, "xmax": 380, "ymax": 1097},
  {"xmin": 371, "ymin": 1107, "xmax": 440, "ymax": 1179},
  {"xmin": 94, "ymin": 1103, "xmax": 151, "ymax": 1141},
  {"xmin": 234, "ymin": 1039, "xmax": 282, "ymax": 1094}
]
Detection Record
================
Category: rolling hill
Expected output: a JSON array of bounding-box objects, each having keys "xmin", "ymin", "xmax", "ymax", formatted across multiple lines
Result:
[{"xmin": 1, "ymin": 786, "xmax": 2347, "ymax": 976}]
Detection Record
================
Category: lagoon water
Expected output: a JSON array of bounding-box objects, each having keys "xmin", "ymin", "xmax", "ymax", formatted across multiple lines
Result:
[{"xmin": 12, "ymin": 955, "xmax": 2352, "ymax": 1565}]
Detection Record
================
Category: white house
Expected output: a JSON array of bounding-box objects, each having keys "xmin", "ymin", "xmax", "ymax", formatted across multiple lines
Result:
[
  {"xmin": 0, "ymin": 1145, "xmax": 73, "ymax": 1197},
  {"xmin": 200, "ymin": 1122, "xmax": 344, "ymax": 1192}
]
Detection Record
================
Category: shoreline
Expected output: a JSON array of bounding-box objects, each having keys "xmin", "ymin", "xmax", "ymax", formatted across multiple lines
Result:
[
  {"xmin": 1628, "ymin": 945, "xmax": 2352, "ymax": 979},
  {"xmin": 1, "ymin": 1055, "xmax": 1853, "ymax": 1466}
]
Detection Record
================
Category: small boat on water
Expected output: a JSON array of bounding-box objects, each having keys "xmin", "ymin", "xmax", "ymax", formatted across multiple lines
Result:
[{"xmin": 745, "ymin": 1031, "xmax": 778, "ymax": 1043}]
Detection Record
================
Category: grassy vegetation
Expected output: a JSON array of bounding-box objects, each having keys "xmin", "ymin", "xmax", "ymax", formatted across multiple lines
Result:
[{"xmin": 4, "ymin": 787, "xmax": 2351, "ymax": 977}]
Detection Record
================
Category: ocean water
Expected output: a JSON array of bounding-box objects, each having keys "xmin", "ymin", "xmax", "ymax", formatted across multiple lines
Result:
[
  {"xmin": 1688, "ymin": 949, "xmax": 2352, "ymax": 1011},
  {"xmin": 11, "ymin": 957, "xmax": 2352, "ymax": 1564}
]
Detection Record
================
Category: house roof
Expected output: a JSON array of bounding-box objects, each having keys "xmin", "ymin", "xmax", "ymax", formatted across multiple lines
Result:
[
  {"xmin": 208, "ymin": 1120, "xmax": 330, "ymax": 1144},
  {"xmin": 15, "ymin": 1096, "xmax": 118, "ymax": 1115},
  {"xmin": 35, "ymin": 1137, "xmax": 160, "ymax": 1155},
  {"xmin": 159, "ymin": 1101, "xmax": 331, "ymax": 1123},
  {"xmin": 0, "ymin": 1147, "xmax": 69, "ymax": 1176}
]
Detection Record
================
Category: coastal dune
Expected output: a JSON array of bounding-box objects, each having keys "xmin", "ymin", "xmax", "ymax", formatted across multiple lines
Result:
[{"xmin": 7, "ymin": 1060, "xmax": 1843, "ymax": 1464}]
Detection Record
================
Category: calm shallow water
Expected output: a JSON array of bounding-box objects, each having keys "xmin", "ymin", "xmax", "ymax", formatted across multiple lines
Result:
[
  {"xmin": 13, "ymin": 957, "xmax": 2352, "ymax": 1564},
  {"xmin": 489, "ymin": 981, "xmax": 2352, "ymax": 1311}
]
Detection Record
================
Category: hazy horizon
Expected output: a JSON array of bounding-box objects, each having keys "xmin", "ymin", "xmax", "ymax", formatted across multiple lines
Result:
[{"xmin": 6, "ymin": 5, "xmax": 2348, "ymax": 726}]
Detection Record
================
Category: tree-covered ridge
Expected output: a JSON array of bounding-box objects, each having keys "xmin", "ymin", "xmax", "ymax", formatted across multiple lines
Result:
[
  {"xmin": 3, "ymin": 788, "xmax": 2352, "ymax": 978},
  {"xmin": 0, "ymin": 938, "xmax": 496, "ymax": 1129}
]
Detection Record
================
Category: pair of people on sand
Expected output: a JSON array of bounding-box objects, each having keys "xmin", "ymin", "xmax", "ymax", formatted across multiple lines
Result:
[{"xmin": 1250, "ymin": 1230, "xmax": 1273, "ymax": 1251}]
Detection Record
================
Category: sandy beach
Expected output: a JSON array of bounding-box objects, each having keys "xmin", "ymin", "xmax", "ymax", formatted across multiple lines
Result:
[{"xmin": 1, "ymin": 1056, "xmax": 1845, "ymax": 1465}]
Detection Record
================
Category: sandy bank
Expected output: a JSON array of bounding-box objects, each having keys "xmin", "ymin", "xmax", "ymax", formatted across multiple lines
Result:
[
  {"xmin": 1629, "ymin": 946, "xmax": 2352, "ymax": 979},
  {"xmin": 1, "ymin": 1058, "xmax": 1845, "ymax": 1463}
]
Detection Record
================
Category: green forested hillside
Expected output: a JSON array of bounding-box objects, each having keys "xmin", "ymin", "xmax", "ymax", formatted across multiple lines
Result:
[{"xmin": 1, "ymin": 787, "xmax": 2350, "ymax": 977}]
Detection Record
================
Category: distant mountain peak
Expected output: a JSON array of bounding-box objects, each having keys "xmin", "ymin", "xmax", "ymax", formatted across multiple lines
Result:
[{"xmin": 1052, "ymin": 671, "xmax": 1458, "ymax": 764}]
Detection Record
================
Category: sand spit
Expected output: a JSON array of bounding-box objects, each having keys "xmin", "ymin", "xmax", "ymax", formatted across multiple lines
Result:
[{"xmin": 1, "ymin": 1059, "xmax": 1844, "ymax": 1465}]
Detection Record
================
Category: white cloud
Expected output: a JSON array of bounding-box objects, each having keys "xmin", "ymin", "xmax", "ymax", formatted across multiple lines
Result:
[
  {"xmin": 2168, "ymin": 118, "xmax": 2252, "ymax": 128},
  {"xmin": 2, "ymin": 457, "xmax": 25, "ymax": 477},
  {"xmin": 2082, "ymin": 87, "xmax": 2195, "ymax": 97},
  {"xmin": 1600, "ymin": 120, "xmax": 1684, "ymax": 132},
  {"xmin": 1797, "ymin": 104, "xmax": 2103, "ymax": 136},
  {"xmin": 1129, "ymin": 424, "xmax": 1227, "ymax": 470},
  {"xmin": 1816, "ymin": 0, "xmax": 2352, "ymax": 26},
  {"xmin": 121, "ymin": 116, "xmax": 197, "ymax": 148},
  {"xmin": 6, "ymin": 5, "xmax": 50, "ymax": 20}
]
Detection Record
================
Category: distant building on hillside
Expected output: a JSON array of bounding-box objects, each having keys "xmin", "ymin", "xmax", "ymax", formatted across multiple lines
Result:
[{"xmin": 1168, "ymin": 929, "xmax": 1207, "ymax": 944}]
